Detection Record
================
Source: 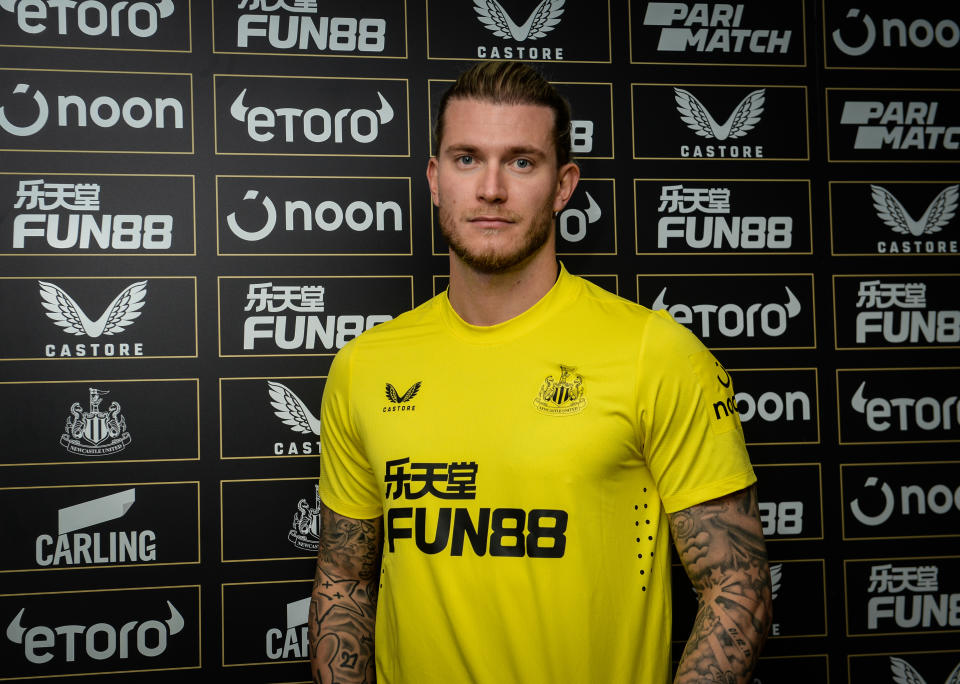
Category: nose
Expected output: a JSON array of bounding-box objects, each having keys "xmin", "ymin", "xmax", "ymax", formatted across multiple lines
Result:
[{"xmin": 477, "ymin": 163, "xmax": 506, "ymax": 203}]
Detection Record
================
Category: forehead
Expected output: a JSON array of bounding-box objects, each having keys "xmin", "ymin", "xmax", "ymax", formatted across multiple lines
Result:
[{"xmin": 440, "ymin": 98, "xmax": 556, "ymax": 153}]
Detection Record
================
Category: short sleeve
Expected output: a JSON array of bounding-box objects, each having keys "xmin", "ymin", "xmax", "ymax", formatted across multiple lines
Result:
[
  {"xmin": 639, "ymin": 311, "xmax": 756, "ymax": 513},
  {"xmin": 318, "ymin": 340, "xmax": 383, "ymax": 519}
]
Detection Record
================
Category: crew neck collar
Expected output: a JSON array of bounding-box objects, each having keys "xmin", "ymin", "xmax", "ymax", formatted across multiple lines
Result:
[{"xmin": 438, "ymin": 263, "xmax": 577, "ymax": 343}]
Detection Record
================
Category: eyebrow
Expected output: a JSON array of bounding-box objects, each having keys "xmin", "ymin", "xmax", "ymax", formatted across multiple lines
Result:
[{"xmin": 443, "ymin": 143, "xmax": 547, "ymax": 158}]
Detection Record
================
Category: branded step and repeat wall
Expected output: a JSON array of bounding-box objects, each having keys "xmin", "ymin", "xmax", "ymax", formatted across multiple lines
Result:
[{"xmin": 0, "ymin": 1, "xmax": 957, "ymax": 682}]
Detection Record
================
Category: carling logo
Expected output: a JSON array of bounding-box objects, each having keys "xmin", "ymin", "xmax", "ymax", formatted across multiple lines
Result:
[
  {"xmin": 219, "ymin": 276, "xmax": 411, "ymax": 356},
  {"xmin": 33, "ymin": 488, "xmax": 158, "ymax": 567},
  {"xmin": 640, "ymin": 274, "xmax": 815, "ymax": 349},
  {"xmin": 843, "ymin": 461, "xmax": 960, "ymax": 538},
  {"xmin": 265, "ymin": 597, "xmax": 310, "ymax": 660},
  {"xmin": 218, "ymin": 176, "xmax": 409, "ymax": 256},
  {"xmin": 634, "ymin": 1, "xmax": 802, "ymax": 65},
  {"xmin": 215, "ymin": 75, "xmax": 408, "ymax": 156},
  {"xmin": 827, "ymin": 3, "xmax": 960, "ymax": 69},
  {"xmin": 0, "ymin": 70, "xmax": 191, "ymax": 153},
  {"xmin": 60, "ymin": 387, "xmax": 131, "ymax": 456},
  {"xmin": 632, "ymin": 84, "xmax": 808, "ymax": 161},
  {"xmin": 643, "ymin": 181, "xmax": 805, "ymax": 253},
  {"xmin": 838, "ymin": 369, "xmax": 960, "ymax": 444},
  {"xmin": 426, "ymin": 0, "xmax": 610, "ymax": 62},
  {"xmin": 218, "ymin": 0, "xmax": 403, "ymax": 56},
  {"xmin": 829, "ymin": 88, "xmax": 960, "ymax": 161},
  {"xmin": 829, "ymin": 181, "xmax": 960, "ymax": 255},
  {"xmin": 0, "ymin": 0, "xmax": 188, "ymax": 51},
  {"xmin": 5, "ymin": 175, "xmax": 193, "ymax": 254},
  {"xmin": 834, "ymin": 275, "xmax": 960, "ymax": 347}
]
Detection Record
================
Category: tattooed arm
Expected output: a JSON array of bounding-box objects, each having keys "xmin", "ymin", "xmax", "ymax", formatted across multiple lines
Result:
[
  {"xmin": 670, "ymin": 485, "xmax": 773, "ymax": 684},
  {"xmin": 309, "ymin": 500, "xmax": 383, "ymax": 684}
]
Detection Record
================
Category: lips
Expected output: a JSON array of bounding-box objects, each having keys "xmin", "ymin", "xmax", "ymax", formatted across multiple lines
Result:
[{"xmin": 465, "ymin": 212, "xmax": 519, "ymax": 229}]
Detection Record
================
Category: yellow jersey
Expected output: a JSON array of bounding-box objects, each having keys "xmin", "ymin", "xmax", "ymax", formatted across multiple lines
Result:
[{"xmin": 319, "ymin": 265, "xmax": 755, "ymax": 683}]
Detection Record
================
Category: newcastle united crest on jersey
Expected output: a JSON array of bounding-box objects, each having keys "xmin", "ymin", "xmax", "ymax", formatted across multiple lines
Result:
[
  {"xmin": 534, "ymin": 365, "xmax": 586, "ymax": 416},
  {"xmin": 60, "ymin": 388, "xmax": 131, "ymax": 456}
]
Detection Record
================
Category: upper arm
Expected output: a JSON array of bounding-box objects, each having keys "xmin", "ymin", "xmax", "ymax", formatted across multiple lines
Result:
[
  {"xmin": 318, "ymin": 499, "xmax": 383, "ymax": 581},
  {"xmin": 668, "ymin": 485, "xmax": 770, "ymax": 599}
]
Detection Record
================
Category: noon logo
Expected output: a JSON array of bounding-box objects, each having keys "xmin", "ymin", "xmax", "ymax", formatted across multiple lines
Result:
[
  {"xmin": 39, "ymin": 279, "xmax": 146, "ymax": 357},
  {"xmin": 60, "ymin": 387, "xmax": 131, "ymax": 456},
  {"xmin": 287, "ymin": 484, "xmax": 320, "ymax": 552},
  {"xmin": 828, "ymin": 4, "xmax": 960, "ymax": 68},
  {"xmin": 268, "ymin": 380, "xmax": 321, "ymax": 455},
  {"xmin": 534, "ymin": 365, "xmax": 586, "ymax": 416}
]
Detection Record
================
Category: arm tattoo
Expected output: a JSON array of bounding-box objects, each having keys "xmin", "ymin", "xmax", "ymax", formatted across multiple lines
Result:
[
  {"xmin": 670, "ymin": 485, "xmax": 773, "ymax": 684},
  {"xmin": 309, "ymin": 501, "xmax": 383, "ymax": 684}
]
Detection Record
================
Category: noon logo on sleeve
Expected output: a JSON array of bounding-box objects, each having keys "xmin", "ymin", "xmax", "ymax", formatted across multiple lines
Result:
[
  {"xmin": 2, "ymin": 173, "xmax": 195, "ymax": 255},
  {"xmin": 630, "ymin": 0, "xmax": 805, "ymax": 66},
  {"xmin": 830, "ymin": 181, "xmax": 959, "ymax": 255},
  {"xmin": 213, "ymin": 0, "xmax": 406, "ymax": 57},
  {"xmin": 0, "ymin": 0, "xmax": 190, "ymax": 51},
  {"xmin": 632, "ymin": 83, "xmax": 809, "ymax": 160},
  {"xmin": 0, "ymin": 379, "xmax": 199, "ymax": 467},
  {"xmin": 214, "ymin": 75, "xmax": 409, "ymax": 156},
  {"xmin": 218, "ymin": 276, "xmax": 412, "ymax": 357},
  {"xmin": 635, "ymin": 179, "xmax": 812, "ymax": 254},
  {"xmin": 0, "ymin": 69, "xmax": 193, "ymax": 153},
  {"xmin": 637, "ymin": 274, "xmax": 816, "ymax": 349}
]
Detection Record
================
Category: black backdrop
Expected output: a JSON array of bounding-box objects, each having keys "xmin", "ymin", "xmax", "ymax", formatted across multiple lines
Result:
[{"xmin": 1, "ymin": 1, "xmax": 959, "ymax": 682}]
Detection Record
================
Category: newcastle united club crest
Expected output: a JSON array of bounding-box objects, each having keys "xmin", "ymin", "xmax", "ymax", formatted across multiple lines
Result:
[
  {"xmin": 288, "ymin": 484, "xmax": 321, "ymax": 552},
  {"xmin": 534, "ymin": 365, "xmax": 586, "ymax": 416},
  {"xmin": 60, "ymin": 388, "xmax": 131, "ymax": 456}
]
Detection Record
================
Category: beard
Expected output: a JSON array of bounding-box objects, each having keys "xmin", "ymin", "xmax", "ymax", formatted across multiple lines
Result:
[{"xmin": 439, "ymin": 197, "xmax": 555, "ymax": 275}]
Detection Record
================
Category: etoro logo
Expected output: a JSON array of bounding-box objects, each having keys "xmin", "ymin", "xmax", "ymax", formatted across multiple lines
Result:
[
  {"xmin": 872, "ymin": 184, "xmax": 958, "ymax": 238},
  {"xmin": 6, "ymin": 600, "xmax": 184, "ymax": 665},
  {"xmin": 0, "ymin": 82, "xmax": 184, "ymax": 137},
  {"xmin": 558, "ymin": 191, "xmax": 600, "ymax": 244},
  {"xmin": 474, "ymin": 0, "xmax": 565, "ymax": 42},
  {"xmin": 652, "ymin": 286, "xmax": 802, "ymax": 340},
  {"xmin": 229, "ymin": 87, "xmax": 393, "ymax": 145},
  {"xmin": 852, "ymin": 381, "xmax": 960, "ymax": 434},
  {"xmin": 0, "ymin": 0, "xmax": 174, "ymax": 38},
  {"xmin": 34, "ymin": 488, "xmax": 158, "ymax": 567}
]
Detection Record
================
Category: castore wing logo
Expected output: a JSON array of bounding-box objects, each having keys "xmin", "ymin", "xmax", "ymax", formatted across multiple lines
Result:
[
  {"xmin": 268, "ymin": 381, "xmax": 321, "ymax": 436},
  {"xmin": 674, "ymin": 87, "xmax": 765, "ymax": 141},
  {"xmin": 890, "ymin": 656, "xmax": 960, "ymax": 684},
  {"xmin": 61, "ymin": 387, "xmax": 131, "ymax": 456},
  {"xmin": 385, "ymin": 381, "xmax": 421, "ymax": 408},
  {"xmin": 872, "ymin": 184, "xmax": 958, "ymax": 238},
  {"xmin": 534, "ymin": 364, "xmax": 586, "ymax": 416},
  {"xmin": 38, "ymin": 280, "xmax": 146, "ymax": 337},
  {"xmin": 474, "ymin": 0, "xmax": 565, "ymax": 42}
]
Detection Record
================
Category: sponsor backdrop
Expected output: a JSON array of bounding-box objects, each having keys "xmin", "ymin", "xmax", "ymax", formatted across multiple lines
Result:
[{"xmin": 0, "ymin": 0, "xmax": 957, "ymax": 681}]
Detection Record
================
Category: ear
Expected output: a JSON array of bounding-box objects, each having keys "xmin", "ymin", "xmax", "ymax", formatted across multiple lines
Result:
[
  {"xmin": 426, "ymin": 157, "xmax": 440, "ymax": 207},
  {"xmin": 552, "ymin": 161, "xmax": 581, "ymax": 213}
]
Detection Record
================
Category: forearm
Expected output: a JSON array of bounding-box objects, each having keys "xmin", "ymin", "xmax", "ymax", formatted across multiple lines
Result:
[
  {"xmin": 671, "ymin": 485, "xmax": 773, "ymax": 684},
  {"xmin": 308, "ymin": 503, "xmax": 382, "ymax": 684}
]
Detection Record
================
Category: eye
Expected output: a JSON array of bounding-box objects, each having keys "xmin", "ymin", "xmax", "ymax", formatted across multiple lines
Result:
[
  {"xmin": 456, "ymin": 154, "xmax": 474, "ymax": 166},
  {"xmin": 513, "ymin": 158, "xmax": 532, "ymax": 170}
]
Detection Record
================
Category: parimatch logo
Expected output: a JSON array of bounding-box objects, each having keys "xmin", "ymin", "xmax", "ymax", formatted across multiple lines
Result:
[
  {"xmin": 2, "ymin": 174, "xmax": 195, "ymax": 255},
  {"xmin": 837, "ymin": 368, "xmax": 960, "ymax": 444},
  {"xmin": 631, "ymin": 1, "xmax": 805, "ymax": 66},
  {"xmin": 842, "ymin": 461, "xmax": 960, "ymax": 540},
  {"xmin": 214, "ymin": 75, "xmax": 408, "ymax": 156},
  {"xmin": 0, "ymin": 586, "xmax": 200, "ymax": 678},
  {"xmin": 218, "ymin": 276, "xmax": 412, "ymax": 357},
  {"xmin": 213, "ymin": 0, "xmax": 406, "ymax": 57},
  {"xmin": 638, "ymin": 274, "xmax": 816, "ymax": 349},
  {"xmin": 0, "ymin": 69, "xmax": 192, "ymax": 153},
  {"xmin": 834, "ymin": 275, "xmax": 960, "ymax": 348},
  {"xmin": 828, "ymin": 88, "xmax": 960, "ymax": 161},
  {"xmin": 830, "ymin": 181, "xmax": 959, "ymax": 255},
  {"xmin": 0, "ymin": 0, "xmax": 190, "ymax": 51},
  {"xmin": 635, "ymin": 179, "xmax": 812, "ymax": 254},
  {"xmin": 632, "ymin": 83, "xmax": 808, "ymax": 160},
  {"xmin": 217, "ymin": 176, "xmax": 410, "ymax": 255},
  {"xmin": 825, "ymin": 2, "xmax": 960, "ymax": 70},
  {"xmin": 426, "ymin": 0, "xmax": 611, "ymax": 63}
]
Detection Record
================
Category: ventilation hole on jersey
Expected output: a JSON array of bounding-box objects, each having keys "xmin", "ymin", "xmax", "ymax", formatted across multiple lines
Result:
[
  {"xmin": 637, "ymin": 553, "xmax": 643, "ymax": 559},
  {"xmin": 635, "ymin": 521, "xmax": 639, "ymax": 526},
  {"xmin": 640, "ymin": 570, "xmax": 645, "ymax": 575},
  {"xmin": 634, "ymin": 504, "xmax": 639, "ymax": 510},
  {"xmin": 645, "ymin": 519, "xmax": 650, "ymax": 524},
  {"xmin": 636, "ymin": 538, "xmax": 640, "ymax": 543},
  {"xmin": 648, "ymin": 536, "xmax": 653, "ymax": 541},
  {"xmin": 642, "ymin": 586, "xmax": 647, "ymax": 592}
]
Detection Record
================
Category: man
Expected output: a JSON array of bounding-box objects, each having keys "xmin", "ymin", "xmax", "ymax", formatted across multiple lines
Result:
[{"xmin": 309, "ymin": 61, "xmax": 772, "ymax": 684}]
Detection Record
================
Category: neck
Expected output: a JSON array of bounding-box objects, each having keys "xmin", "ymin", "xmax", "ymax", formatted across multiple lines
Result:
[{"xmin": 447, "ymin": 249, "xmax": 559, "ymax": 326}]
